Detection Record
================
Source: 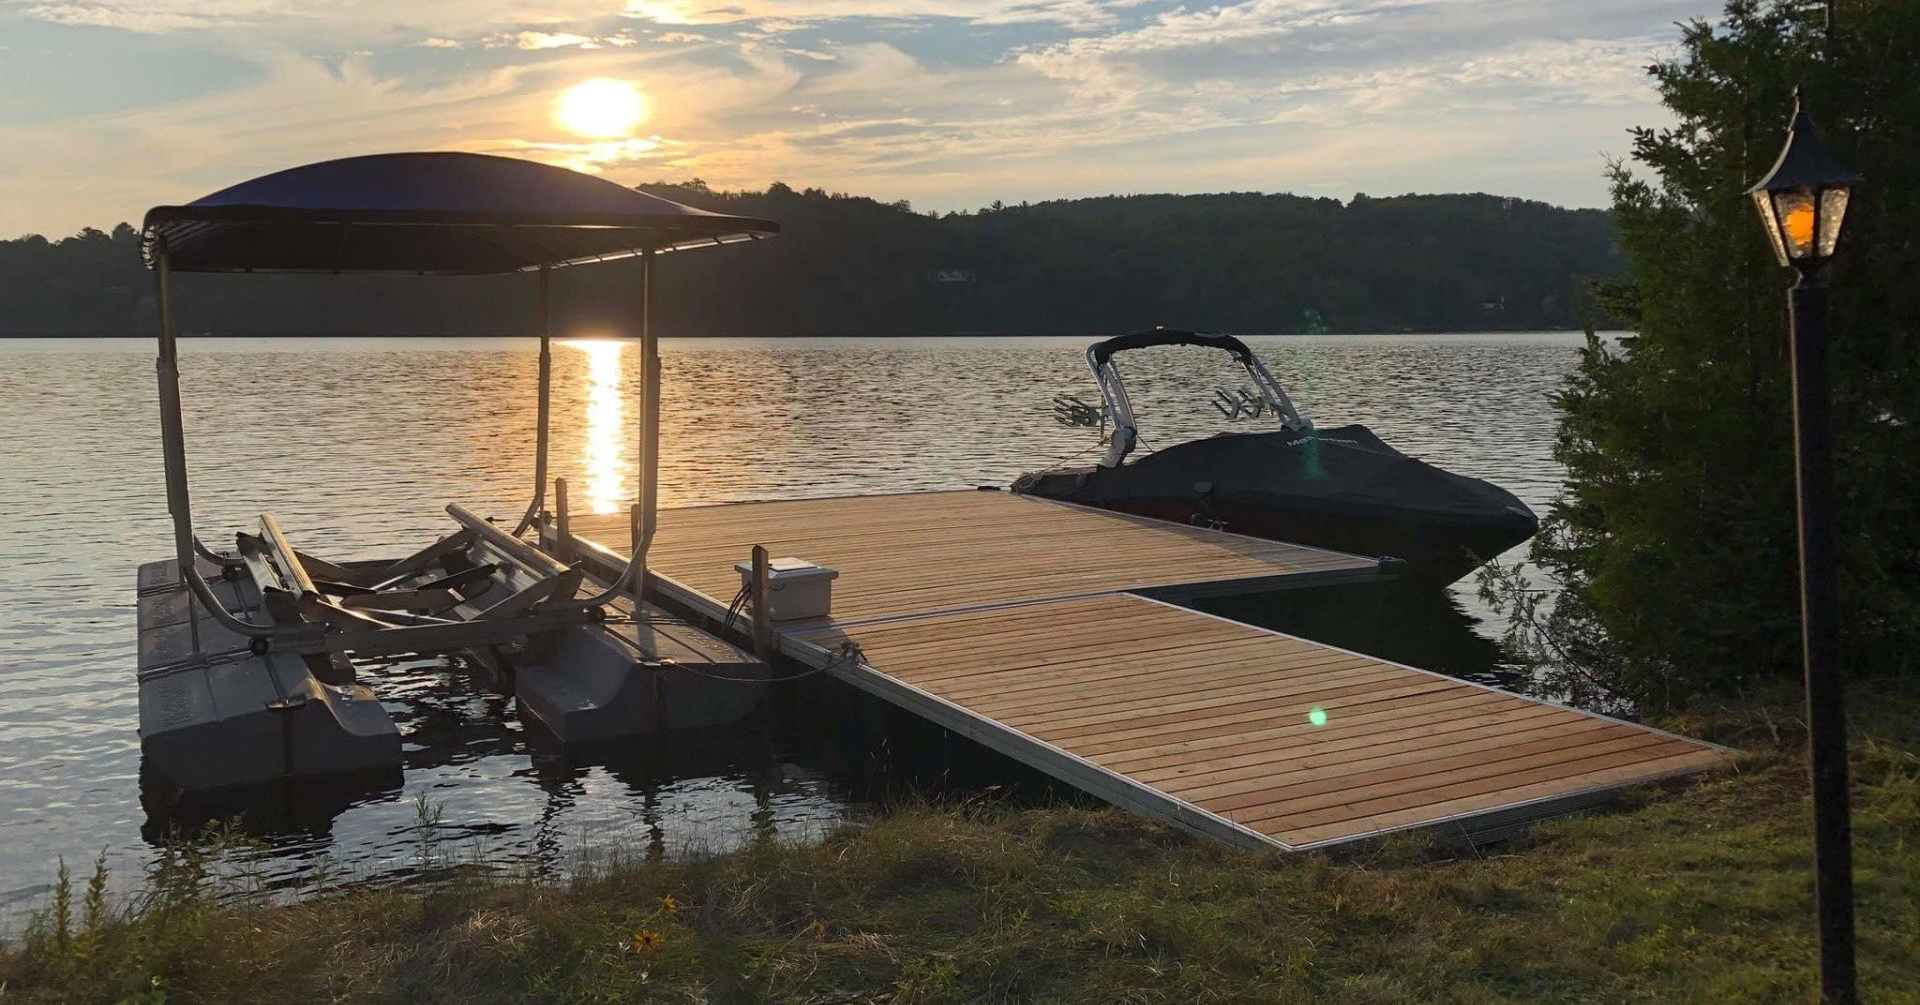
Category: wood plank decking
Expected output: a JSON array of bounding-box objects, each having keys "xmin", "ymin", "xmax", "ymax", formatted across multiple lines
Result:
[
  {"xmin": 557, "ymin": 490, "xmax": 1734, "ymax": 851},
  {"xmin": 591, "ymin": 489, "xmax": 1387, "ymax": 624}
]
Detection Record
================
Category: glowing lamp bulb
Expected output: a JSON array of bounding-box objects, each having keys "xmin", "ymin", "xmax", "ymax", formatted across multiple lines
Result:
[{"xmin": 1784, "ymin": 200, "xmax": 1816, "ymax": 250}]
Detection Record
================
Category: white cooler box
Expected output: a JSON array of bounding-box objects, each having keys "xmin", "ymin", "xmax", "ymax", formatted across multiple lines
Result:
[{"xmin": 734, "ymin": 557, "xmax": 839, "ymax": 621}]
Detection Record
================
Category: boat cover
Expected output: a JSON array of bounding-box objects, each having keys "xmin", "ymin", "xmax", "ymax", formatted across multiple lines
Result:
[
  {"xmin": 1015, "ymin": 422, "xmax": 1538, "ymax": 583},
  {"xmin": 1023, "ymin": 425, "xmax": 1524, "ymax": 520}
]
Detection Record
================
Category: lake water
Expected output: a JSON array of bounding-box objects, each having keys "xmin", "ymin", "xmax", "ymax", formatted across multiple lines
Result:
[{"xmin": 0, "ymin": 332, "xmax": 1584, "ymax": 911}]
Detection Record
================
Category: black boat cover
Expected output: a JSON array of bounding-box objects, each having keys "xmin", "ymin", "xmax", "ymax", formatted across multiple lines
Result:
[
  {"xmin": 1023, "ymin": 425, "xmax": 1522, "ymax": 520},
  {"xmin": 1015, "ymin": 423, "xmax": 1538, "ymax": 581}
]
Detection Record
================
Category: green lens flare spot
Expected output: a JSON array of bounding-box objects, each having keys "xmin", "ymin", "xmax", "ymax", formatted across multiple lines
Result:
[{"xmin": 1307, "ymin": 707, "xmax": 1328, "ymax": 728}]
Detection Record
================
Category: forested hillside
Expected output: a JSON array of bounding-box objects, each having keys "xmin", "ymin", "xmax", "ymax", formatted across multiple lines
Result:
[{"xmin": 0, "ymin": 187, "xmax": 1618, "ymax": 337}]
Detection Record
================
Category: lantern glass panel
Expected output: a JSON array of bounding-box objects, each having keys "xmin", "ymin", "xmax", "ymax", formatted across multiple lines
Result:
[
  {"xmin": 1753, "ymin": 190, "xmax": 1791, "ymax": 266},
  {"xmin": 1770, "ymin": 188, "xmax": 1818, "ymax": 260},
  {"xmin": 1816, "ymin": 186, "xmax": 1850, "ymax": 258}
]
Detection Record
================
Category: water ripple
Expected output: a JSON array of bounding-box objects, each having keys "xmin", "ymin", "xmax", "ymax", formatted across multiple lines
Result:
[{"xmin": 0, "ymin": 333, "xmax": 1581, "ymax": 906}]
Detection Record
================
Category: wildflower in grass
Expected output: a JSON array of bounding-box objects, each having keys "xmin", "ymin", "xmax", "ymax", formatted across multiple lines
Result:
[
  {"xmin": 660, "ymin": 893, "xmax": 678, "ymax": 915},
  {"xmin": 632, "ymin": 929, "xmax": 663, "ymax": 952}
]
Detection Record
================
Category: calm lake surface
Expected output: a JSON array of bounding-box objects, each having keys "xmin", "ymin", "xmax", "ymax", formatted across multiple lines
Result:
[{"xmin": 0, "ymin": 332, "xmax": 1584, "ymax": 911}]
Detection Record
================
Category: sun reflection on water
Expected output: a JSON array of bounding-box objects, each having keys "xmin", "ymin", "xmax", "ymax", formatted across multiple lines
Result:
[{"xmin": 569, "ymin": 339, "xmax": 631, "ymax": 514}]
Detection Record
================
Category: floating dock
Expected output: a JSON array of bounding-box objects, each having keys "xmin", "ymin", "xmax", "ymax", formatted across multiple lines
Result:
[{"xmin": 554, "ymin": 490, "xmax": 1733, "ymax": 851}]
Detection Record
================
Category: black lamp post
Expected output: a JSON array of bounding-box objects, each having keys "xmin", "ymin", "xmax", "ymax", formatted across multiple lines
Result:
[{"xmin": 1747, "ymin": 90, "xmax": 1862, "ymax": 1005}]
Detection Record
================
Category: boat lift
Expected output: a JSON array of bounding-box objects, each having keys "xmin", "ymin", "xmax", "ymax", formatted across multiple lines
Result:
[{"xmin": 137, "ymin": 152, "xmax": 780, "ymax": 791}]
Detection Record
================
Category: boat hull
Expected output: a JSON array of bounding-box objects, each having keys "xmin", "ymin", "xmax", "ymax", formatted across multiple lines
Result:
[{"xmin": 1012, "ymin": 425, "xmax": 1538, "ymax": 586}]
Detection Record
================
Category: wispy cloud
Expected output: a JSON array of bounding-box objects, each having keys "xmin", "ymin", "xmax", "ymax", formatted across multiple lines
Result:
[
  {"xmin": 0, "ymin": 0, "xmax": 1707, "ymax": 237},
  {"xmin": 18, "ymin": 0, "xmax": 283, "ymax": 31},
  {"xmin": 486, "ymin": 29, "xmax": 639, "ymax": 49},
  {"xmin": 618, "ymin": 0, "xmax": 1125, "ymax": 30}
]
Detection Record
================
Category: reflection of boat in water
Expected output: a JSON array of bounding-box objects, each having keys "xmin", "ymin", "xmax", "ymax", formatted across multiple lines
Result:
[
  {"xmin": 1012, "ymin": 329, "xmax": 1539, "ymax": 585},
  {"xmin": 134, "ymin": 153, "xmax": 782, "ymax": 797}
]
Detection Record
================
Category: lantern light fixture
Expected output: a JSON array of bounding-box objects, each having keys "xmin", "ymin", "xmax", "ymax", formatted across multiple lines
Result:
[{"xmin": 1747, "ymin": 88, "xmax": 1861, "ymax": 271}]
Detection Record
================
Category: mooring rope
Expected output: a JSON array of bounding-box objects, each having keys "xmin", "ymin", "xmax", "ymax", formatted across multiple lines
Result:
[
  {"xmin": 136, "ymin": 646, "xmax": 262, "ymax": 683},
  {"xmin": 1035, "ymin": 437, "xmax": 1107, "ymax": 474}
]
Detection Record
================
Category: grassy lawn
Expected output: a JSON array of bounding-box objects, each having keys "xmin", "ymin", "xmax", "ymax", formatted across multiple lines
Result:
[{"xmin": 3, "ymin": 684, "xmax": 1915, "ymax": 1005}]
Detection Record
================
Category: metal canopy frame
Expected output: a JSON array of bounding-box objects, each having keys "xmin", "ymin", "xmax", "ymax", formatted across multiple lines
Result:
[
  {"xmin": 1085, "ymin": 328, "xmax": 1308, "ymax": 468},
  {"xmin": 145, "ymin": 159, "xmax": 772, "ymax": 655}
]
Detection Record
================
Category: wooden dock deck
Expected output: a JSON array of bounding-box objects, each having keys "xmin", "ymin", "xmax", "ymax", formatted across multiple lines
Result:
[{"xmin": 556, "ymin": 490, "xmax": 1733, "ymax": 851}]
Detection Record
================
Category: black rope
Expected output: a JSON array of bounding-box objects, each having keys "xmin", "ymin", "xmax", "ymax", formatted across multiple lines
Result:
[
  {"xmin": 1036, "ymin": 437, "xmax": 1107, "ymax": 474},
  {"xmin": 723, "ymin": 581, "xmax": 752, "ymax": 633},
  {"xmin": 136, "ymin": 646, "xmax": 259, "ymax": 683}
]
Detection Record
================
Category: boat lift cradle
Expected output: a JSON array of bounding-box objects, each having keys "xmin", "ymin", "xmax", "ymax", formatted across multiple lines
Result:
[{"xmin": 136, "ymin": 152, "xmax": 780, "ymax": 791}]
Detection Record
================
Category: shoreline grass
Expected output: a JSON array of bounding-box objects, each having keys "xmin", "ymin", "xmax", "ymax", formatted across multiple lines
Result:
[{"xmin": 3, "ymin": 685, "xmax": 1915, "ymax": 1004}]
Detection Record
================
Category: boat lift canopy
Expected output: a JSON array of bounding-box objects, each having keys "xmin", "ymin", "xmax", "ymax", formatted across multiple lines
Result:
[
  {"xmin": 144, "ymin": 152, "xmax": 777, "ymax": 274},
  {"xmin": 142, "ymin": 151, "xmax": 778, "ymax": 654}
]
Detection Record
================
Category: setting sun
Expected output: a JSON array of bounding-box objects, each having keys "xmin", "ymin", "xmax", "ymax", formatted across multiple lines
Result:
[{"xmin": 554, "ymin": 78, "xmax": 648, "ymax": 139}]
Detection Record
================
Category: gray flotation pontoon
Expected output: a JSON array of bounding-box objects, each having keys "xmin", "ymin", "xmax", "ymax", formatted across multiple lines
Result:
[{"xmin": 136, "ymin": 153, "xmax": 781, "ymax": 792}]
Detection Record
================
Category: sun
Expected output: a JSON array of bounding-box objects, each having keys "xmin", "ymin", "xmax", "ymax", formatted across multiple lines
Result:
[{"xmin": 555, "ymin": 79, "xmax": 648, "ymax": 139}]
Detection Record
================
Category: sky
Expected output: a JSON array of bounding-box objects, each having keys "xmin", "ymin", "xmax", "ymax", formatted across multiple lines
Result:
[{"xmin": 0, "ymin": 0, "xmax": 1715, "ymax": 238}]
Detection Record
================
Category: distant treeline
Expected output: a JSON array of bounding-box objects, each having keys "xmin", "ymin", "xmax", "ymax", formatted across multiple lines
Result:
[{"xmin": 1, "ymin": 185, "xmax": 1619, "ymax": 337}]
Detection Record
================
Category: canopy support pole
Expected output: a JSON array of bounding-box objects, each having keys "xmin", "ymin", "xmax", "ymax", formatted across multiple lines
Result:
[
  {"xmin": 153, "ymin": 251, "xmax": 200, "ymax": 653},
  {"xmin": 150, "ymin": 248, "xmax": 308, "ymax": 645},
  {"xmin": 569, "ymin": 249, "xmax": 658, "ymax": 613},
  {"xmin": 155, "ymin": 251, "xmax": 188, "ymax": 574},
  {"xmin": 631, "ymin": 248, "xmax": 659, "ymax": 606},
  {"xmin": 514, "ymin": 265, "xmax": 554, "ymax": 537}
]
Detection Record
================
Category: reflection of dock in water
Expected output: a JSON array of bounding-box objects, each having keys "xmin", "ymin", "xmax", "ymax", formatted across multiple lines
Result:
[
  {"xmin": 562, "ymin": 490, "xmax": 1735, "ymax": 851},
  {"xmin": 138, "ymin": 664, "xmax": 844, "ymax": 865}
]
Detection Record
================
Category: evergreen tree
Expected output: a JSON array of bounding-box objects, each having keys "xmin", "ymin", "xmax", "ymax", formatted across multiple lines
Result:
[{"xmin": 1488, "ymin": 0, "xmax": 1919, "ymax": 711}]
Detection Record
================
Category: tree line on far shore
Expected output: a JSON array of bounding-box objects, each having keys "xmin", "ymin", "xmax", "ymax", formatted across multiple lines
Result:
[{"xmin": 0, "ymin": 190, "xmax": 1617, "ymax": 338}]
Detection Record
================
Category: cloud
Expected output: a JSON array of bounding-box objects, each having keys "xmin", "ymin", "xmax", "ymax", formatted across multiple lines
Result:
[
  {"xmin": 7, "ymin": 0, "xmax": 1132, "ymax": 37},
  {"xmin": 1003, "ymin": 0, "xmax": 1681, "ymax": 154},
  {"xmin": 0, "ymin": 0, "xmax": 1703, "ymax": 237},
  {"xmin": 617, "ymin": 0, "xmax": 1122, "ymax": 29},
  {"xmin": 17, "ymin": 0, "xmax": 283, "ymax": 31},
  {"xmin": 485, "ymin": 29, "xmax": 639, "ymax": 49},
  {"xmin": 505, "ymin": 135, "xmax": 683, "ymax": 173}
]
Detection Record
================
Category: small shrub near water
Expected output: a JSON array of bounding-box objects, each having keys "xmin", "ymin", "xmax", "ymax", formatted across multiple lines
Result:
[{"xmin": 2, "ymin": 688, "xmax": 1916, "ymax": 1005}]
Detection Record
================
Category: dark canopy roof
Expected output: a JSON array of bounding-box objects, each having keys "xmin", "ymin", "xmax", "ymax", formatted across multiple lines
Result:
[{"xmin": 142, "ymin": 152, "xmax": 779, "ymax": 274}]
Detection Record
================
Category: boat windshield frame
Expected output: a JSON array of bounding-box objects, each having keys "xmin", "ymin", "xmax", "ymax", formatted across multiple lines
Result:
[{"xmin": 1086, "ymin": 328, "xmax": 1308, "ymax": 468}]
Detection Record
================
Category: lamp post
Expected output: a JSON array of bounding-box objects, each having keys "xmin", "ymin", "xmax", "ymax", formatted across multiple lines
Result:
[{"xmin": 1746, "ymin": 90, "xmax": 1862, "ymax": 1005}]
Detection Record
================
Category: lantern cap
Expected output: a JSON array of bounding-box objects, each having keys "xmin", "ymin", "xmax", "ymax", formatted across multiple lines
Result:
[{"xmin": 1747, "ymin": 88, "xmax": 1862, "ymax": 196}]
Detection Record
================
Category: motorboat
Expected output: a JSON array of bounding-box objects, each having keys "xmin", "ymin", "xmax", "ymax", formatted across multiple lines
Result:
[{"xmin": 1011, "ymin": 329, "xmax": 1538, "ymax": 585}]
